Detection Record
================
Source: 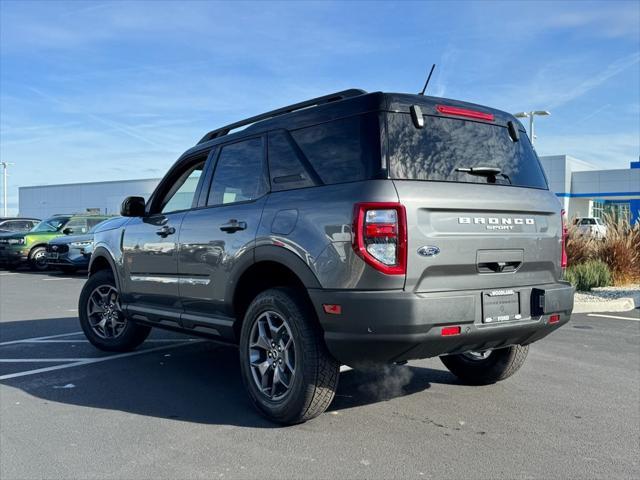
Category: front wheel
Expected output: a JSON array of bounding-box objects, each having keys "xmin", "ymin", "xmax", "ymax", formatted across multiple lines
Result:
[
  {"xmin": 440, "ymin": 345, "xmax": 529, "ymax": 385},
  {"xmin": 239, "ymin": 288, "xmax": 339, "ymax": 424},
  {"xmin": 29, "ymin": 246, "xmax": 48, "ymax": 271},
  {"xmin": 78, "ymin": 269, "xmax": 151, "ymax": 352}
]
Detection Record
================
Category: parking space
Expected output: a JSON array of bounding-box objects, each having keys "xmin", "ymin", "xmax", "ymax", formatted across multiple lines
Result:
[{"xmin": 1, "ymin": 270, "xmax": 639, "ymax": 479}]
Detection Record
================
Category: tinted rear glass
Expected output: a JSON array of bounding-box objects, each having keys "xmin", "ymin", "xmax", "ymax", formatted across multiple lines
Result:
[
  {"xmin": 268, "ymin": 131, "xmax": 315, "ymax": 191},
  {"xmin": 290, "ymin": 114, "xmax": 380, "ymax": 185},
  {"xmin": 387, "ymin": 113, "xmax": 548, "ymax": 189}
]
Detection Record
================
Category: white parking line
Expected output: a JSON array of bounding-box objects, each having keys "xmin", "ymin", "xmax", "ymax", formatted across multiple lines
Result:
[
  {"xmin": 0, "ymin": 331, "xmax": 84, "ymax": 346},
  {"xmin": 0, "ymin": 358, "xmax": 95, "ymax": 363},
  {"xmin": 26, "ymin": 339, "xmax": 198, "ymax": 344},
  {"xmin": 0, "ymin": 340, "xmax": 204, "ymax": 380},
  {"xmin": 587, "ymin": 313, "xmax": 640, "ymax": 321}
]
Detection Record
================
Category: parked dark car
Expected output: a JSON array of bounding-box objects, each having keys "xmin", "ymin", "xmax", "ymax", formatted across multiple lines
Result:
[
  {"xmin": 0, "ymin": 214, "xmax": 111, "ymax": 270},
  {"xmin": 46, "ymin": 218, "xmax": 120, "ymax": 273},
  {"xmin": 0, "ymin": 217, "xmax": 40, "ymax": 234},
  {"xmin": 79, "ymin": 89, "xmax": 574, "ymax": 424}
]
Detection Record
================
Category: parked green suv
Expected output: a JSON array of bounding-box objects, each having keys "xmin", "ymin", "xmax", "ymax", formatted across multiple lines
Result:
[{"xmin": 0, "ymin": 214, "xmax": 110, "ymax": 271}]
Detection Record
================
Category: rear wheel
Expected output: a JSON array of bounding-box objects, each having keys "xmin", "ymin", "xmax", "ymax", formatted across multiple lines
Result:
[
  {"xmin": 239, "ymin": 288, "xmax": 339, "ymax": 424},
  {"xmin": 29, "ymin": 246, "xmax": 48, "ymax": 271},
  {"xmin": 440, "ymin": 345, "xmax": 529, "ymax": 385},
  {"xmin": 78, "ymin": 269, "xmax": 151, "ymax": 351}
]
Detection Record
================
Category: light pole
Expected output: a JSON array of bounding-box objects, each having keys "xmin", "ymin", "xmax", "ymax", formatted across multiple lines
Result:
[
  {"xmin": 514, "ymin": 110, "xmax": 551, "ymax": 145},
  {"xmin": 0, "ymin": 161, "xmax": 13, "ymax": 217}
]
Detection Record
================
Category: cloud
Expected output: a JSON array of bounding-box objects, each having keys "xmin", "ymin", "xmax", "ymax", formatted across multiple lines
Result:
[
  {"xmin": 543, "ymin": 3, "xmax": 640, "ymax": 39},
  {"xmin": 544, "ymin": 52, "xmax": 640, "ymax": 110}
]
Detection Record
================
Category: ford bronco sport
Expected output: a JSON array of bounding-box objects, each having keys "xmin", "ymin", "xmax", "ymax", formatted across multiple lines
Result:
[{"xmin": 79, "ymin": 89, "xmax": 574, "ymax": 424}]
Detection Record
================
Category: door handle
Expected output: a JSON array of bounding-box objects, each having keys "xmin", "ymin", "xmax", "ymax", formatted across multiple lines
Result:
[
  {"xmin": 156, "ymin": 225, "xmax": 176, "ymax": 237},
  {"xmin": 220, "ymin": 219, "xmax": 247, "ymax": 233}
]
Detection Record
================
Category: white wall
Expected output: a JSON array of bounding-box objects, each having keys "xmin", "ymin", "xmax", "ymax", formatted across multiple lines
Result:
[
  {"xmin": 19, "ymin": 178, "xmax": 160, "ymax": 219},
  {"xmin": 571, "ymin": 168, "xmax": 640, "ymax": 195}
]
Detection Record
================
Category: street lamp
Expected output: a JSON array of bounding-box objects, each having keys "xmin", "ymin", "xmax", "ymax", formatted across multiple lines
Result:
[
  {"xmin": 514, "ymin": 110, "xmax": 551, "ymax": 145},
  {"xmin": 0, "ymin": 161, "xmax": 14, "ymax": 217}
]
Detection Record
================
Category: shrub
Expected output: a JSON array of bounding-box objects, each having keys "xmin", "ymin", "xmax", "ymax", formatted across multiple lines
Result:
[
  {"xmin": 565, "ymin": 260, "xmax": 613, "ymax": 291},
  {"xmin": 565, "ymin": 222, "xmax": 593, "ymax": 266},
  {"xmin": 595, "ymin": 214, "xmax": 640, "ymax": 285},
  {"xmin": 565, "ymin": 214, "xmax": 639, "ymax": 285}
]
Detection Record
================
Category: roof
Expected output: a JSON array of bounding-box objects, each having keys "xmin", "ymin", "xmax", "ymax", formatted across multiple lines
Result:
[{"xmin": 186, "ymin": 89, "xmax": 521, "ymax": 157}]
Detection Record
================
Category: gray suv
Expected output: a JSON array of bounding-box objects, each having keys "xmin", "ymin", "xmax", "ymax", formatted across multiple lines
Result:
[{"xmin": 79, "ymin": 89, "xmax": 574, "ymax": 424}]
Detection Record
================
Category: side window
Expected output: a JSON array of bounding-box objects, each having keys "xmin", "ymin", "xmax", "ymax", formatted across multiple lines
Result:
[
  {"xmin": 207, "ymin": 137, "xmax": 267, "ymax": 206},
  {"xmin": 268, "ymin": 131, "xmax": 315, "ymax": 191},
  {"xmin": 65, "ymin": 218, "xmax": 88, "ymax": 234},
  {"xmin": 4, "ymin": 221, "xmax": 21, "ymax": 231},
  {"xmin": 87, "ymin": 218, "xmax": 105, "ymax": 229},
  {"xmin": 160, "ymin": 162, "xmax": 205, "ymax": 214},
  {"xmin": 290, "ymin": 114, "xmax": 378, "ymax": 185}
]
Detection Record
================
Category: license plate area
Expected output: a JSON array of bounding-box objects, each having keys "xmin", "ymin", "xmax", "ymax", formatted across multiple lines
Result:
[
  {"xmin": 47, "ymin": 252, "xmax": 59, "ymax": 260},
  {"xmin": 482, "ymin": 289, "xmax": 521, "ymax": 323}
]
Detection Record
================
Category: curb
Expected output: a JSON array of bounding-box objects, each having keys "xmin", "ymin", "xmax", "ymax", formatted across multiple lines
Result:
[{"xmin": 573, "ymin": 293, "xmax": 640, "ymax": 314}]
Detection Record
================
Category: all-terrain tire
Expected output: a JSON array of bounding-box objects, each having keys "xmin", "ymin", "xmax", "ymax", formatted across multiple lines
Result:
[
  {"xmin": 440, "ymin": 345, "xmax": 529, "ymax": 385},
  {"xmin": 239, "ymin": 288, "xmax": 339, "ymax": 425},
  {"xmin": 78, "ymin": 269, "xmax": 151, "ymax": 352}
]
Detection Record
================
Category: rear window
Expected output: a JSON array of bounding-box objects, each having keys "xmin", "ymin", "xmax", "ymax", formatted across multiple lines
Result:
[
  {"xmin": 290, "ymin": 114, "xmax": 380, "ymax": 185},
  {"xmin": 387, "ymin": 113, "xmax": 548, "ymax": 189}
]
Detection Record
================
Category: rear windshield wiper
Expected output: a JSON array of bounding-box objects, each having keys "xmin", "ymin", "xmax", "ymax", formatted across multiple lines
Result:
[{"xmin": 455, "ymin": 166, "xmax": 511, "ymax": 184}]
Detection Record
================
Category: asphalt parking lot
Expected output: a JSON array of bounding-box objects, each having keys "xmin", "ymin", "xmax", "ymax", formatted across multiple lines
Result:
[{"xmin": 0, "ymin": 270, "xmax": 638, "ymax": 479}]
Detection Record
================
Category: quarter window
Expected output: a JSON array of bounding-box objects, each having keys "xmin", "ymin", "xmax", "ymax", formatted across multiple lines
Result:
[
  {"xmin": 290, "ymin": 114, "xmax": 379, "ymax": 185},
  {"xmin": 268, "ymin": 131, "xmax": 315, "ymax": 191},
  {"xmin": 207, "ymin": 137, "xmax": 267, "ymax": 206}
]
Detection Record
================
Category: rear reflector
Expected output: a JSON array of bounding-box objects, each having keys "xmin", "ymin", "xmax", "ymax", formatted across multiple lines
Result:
[
  {"xmin": 323, "ymin": 304, "xmax": 342, "ymax": 315},
  {"xmin": 441, "ymin": 326, "xmax": 461, "ymax": 336},
  {"xmin": 436, "ymin": 105, "xmax": 494, "ymax": 121},
  {"xmin": 549, "ymin": 314, "xmax": 560, "ymax": 324},
  {"xmin": 561, "ymin": 210, "xmax": 568, "ymax": 269}
]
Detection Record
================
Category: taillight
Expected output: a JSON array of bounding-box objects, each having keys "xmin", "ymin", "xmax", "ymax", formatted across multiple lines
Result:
[
  {"xmin": 561, "ymin": 209, "xmax": 568, "ymax": 268},
  {"xmin": 353, "ymin": 202, "xmax": 407, "ymax": 275}
]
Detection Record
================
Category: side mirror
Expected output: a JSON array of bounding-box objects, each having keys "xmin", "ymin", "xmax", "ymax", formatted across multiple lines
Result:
[
  {"xmin": 121, "ymin": 196, "xmax": 146, "ymax": 217},
  {"xmin": 63, "ymin": 227, "xmax": 73, "ymax": 235}
]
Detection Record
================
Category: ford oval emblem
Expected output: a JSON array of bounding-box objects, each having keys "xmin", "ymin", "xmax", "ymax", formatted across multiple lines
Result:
[{"xmin": 417, "ymin": 245, "xmax": 440, "ymax": 257}]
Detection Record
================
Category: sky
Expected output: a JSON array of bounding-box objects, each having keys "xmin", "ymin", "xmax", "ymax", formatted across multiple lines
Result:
[{"xmin": 1, "ymin": 0, "xmax": 639, "ymax": 214}]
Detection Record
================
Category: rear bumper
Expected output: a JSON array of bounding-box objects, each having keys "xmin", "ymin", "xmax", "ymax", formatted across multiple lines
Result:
[{"xmin": 308, "ymin": 282, "xmax": 574, "ymax": 366}]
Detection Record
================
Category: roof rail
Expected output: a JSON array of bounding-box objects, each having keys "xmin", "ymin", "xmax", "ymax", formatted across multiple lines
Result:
[{"xmin": 197, "ymin": 88, "xmax": 367, "ymax": 144}]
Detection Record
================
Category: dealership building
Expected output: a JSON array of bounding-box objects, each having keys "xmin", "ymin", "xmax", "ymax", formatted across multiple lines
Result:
[{"xmin": 17, "ymin": 156, "xmax": 640, "ymax": 224}]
